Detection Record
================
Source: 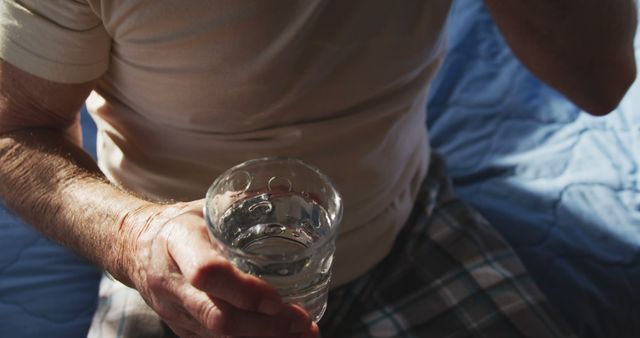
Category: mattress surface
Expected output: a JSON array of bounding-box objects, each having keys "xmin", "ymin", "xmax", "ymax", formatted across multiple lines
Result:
[{"xmin": 428, "ymin": 1, "xmax": 640, "ymax": 337}]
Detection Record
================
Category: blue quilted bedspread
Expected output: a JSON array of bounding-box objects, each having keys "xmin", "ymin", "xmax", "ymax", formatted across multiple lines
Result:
[
  {"xmin": 1, "ymin": 1, "xmax": 639, "ymax": 337},
  {"xmin": 428, "ymin": 1, "xmax": 640, "ymax": 337}
]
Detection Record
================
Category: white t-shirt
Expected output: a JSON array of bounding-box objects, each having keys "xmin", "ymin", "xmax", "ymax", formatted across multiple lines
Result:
[{"xmin": 0, "ymin": 0, "xmax": 451, "ymax": 286}]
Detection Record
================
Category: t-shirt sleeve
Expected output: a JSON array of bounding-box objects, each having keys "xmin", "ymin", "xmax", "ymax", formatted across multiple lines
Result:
[{"xmin": 0, "ymin": 0, "xmax": 111, "ymax": 83}]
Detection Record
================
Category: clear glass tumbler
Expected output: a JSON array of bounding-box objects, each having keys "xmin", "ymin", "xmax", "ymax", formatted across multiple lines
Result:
[{"xmin": 204, "ymin": 157, "xmax": 343, "ymax": 321}]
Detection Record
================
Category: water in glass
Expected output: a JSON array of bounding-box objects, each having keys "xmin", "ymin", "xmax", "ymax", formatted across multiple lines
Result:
[{"xmin": 215, "ymin": 191, "xmax": 334, "ymax": 321}]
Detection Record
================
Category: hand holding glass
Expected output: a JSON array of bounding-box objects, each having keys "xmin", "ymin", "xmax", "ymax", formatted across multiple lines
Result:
[{"xmin": 204, "ymin": 157, "xmax": 342, "ymax": 321}]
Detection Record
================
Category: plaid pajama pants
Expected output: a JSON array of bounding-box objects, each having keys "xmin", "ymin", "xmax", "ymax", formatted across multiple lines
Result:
[
  {"xmin": 318, "ymin": 155, "xmax": 575, "ymax": 337},
  {"xmin": 88, "ymin": 155, "xmax": 575, "ymax": 337}
]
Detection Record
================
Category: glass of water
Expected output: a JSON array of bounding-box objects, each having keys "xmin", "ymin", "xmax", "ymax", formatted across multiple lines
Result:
[{"xmin": 204, "ymin": 157, "xmax": 343, "ymax": 321}]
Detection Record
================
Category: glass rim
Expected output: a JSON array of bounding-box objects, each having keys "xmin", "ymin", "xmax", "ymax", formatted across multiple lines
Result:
[{"xmin": 203, "ymin": 156, "xmax": 343, "ymax": 258}]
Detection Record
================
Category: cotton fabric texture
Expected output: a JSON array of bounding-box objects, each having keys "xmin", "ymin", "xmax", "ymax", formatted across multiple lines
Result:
[{"xmin": 0, "ymin": 0, "xmax": 451, "ymax": 286}]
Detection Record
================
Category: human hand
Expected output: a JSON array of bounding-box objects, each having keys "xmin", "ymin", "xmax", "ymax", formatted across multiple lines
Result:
[{"xmin": 117, "ymin": 200, "xmax": 319, "ymax": 337}]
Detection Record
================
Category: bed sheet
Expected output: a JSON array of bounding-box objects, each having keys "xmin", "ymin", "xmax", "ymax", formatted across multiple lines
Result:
[{"xmin": 427, "ymin": 1, "xmax": 640, "ymax": 337}]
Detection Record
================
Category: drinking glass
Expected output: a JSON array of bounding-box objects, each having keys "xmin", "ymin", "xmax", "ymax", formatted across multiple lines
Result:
[{"xmin": 204, "ymin": 157, "xmax": 342, "ymax": 321}]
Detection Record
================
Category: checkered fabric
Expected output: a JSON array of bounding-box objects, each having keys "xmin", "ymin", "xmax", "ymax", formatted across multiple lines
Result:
[
  {"xmin": 318, "ymin": 155, "xmax": 575, "ymax": 338},
  {"xmin": 88, "ymin": 154, "xmax": 575, "ymax": 337}
]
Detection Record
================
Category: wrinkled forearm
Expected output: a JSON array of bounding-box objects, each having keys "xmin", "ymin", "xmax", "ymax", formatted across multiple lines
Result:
[
  {"xmin": 0, "ymin": 127, "xmax": 154, "ymax": 286},
  {"xmin": 484, "ymin": 0, "xmax": 637, "ymax": 115}
]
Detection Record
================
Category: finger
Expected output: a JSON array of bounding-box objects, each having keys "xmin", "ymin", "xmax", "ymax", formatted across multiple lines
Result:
[
  {"xmin": 144, "ymin": 283, "xmax": 209, "ymax": 337},
  {"xmin": 157, "ymin": 250, "xmax": 315, "ymax": 337},
  {"xmin": 160, "ymin": 302, "xmax": 314, "ymax": 338},
  {"xmin": 166, "ymin": 210, "xmax": 284, "ymax": 315},
  {"xmin": 180, "ymin": 289, "xmax": 314, "ymax": 337},
  {"xmin": 176, "ymin": 301, "xmax": 318, "ymax": 338}
]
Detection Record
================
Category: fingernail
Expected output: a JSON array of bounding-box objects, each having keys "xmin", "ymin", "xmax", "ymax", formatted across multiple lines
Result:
[{"xmin": 258, "ymin": 298, "xmax": 281, "ymax": 315}]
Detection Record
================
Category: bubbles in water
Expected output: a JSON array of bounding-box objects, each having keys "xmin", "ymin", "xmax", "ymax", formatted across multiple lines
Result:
[
  {"xmin": 320, "ymin": 255, "xmax": 333, "ymax": 274},
  {"xmin": 278, "ymin": 268, "xmax": 289, "ymax": 275},
  {"xmin": 248, "ymin": 200, "xmax": 274, "ymax": 214},
  {"xmin": 226, "ymin": 170, "xmax": 252, "ymax": 192},
  {"xmin": 268, "ymin": 176, "xmax": 292, "ymax": 192},
  {"xmin": 264, "ymin": 224, "xmax": 285, "ymax": 235},
  {"xmin": 217, "ymin": 192, "xmax": 333, "ymax": 308}
]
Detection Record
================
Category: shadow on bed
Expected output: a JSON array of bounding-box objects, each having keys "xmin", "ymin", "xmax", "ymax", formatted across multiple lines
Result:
[{"xmin": 428, "ymin": 1, "xmax": 640, "ymax": 337}]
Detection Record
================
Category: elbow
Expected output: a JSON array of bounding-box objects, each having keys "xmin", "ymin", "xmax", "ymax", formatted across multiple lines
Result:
[{"xmin": 578, "ymin": 57, "xmax": 637, "ymax": 116}]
